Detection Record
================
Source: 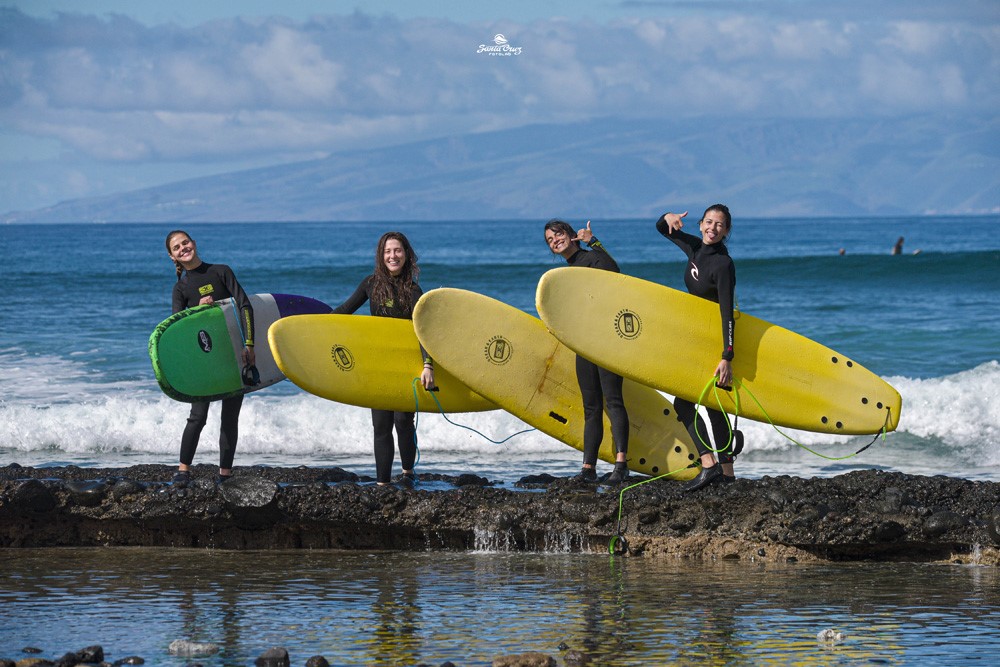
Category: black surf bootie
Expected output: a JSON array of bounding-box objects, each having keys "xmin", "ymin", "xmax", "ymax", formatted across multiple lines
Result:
[
  {"xmin": 573, "ymin": 466, "xmax": 598, "ymax": 482},
  {"xmin": 606, "ymin": 462, "xmax": 629, "ymax": 484},
  {"xmin": 394, "ymin": 471, "xmax": 417, "ymax": 489},
  {"xmin": 683, "ymin": 464, "xmax": 722, "ymax": 492}
]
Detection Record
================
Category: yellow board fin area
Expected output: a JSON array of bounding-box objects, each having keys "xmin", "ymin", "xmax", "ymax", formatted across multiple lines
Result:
[{"xmin": 536, "ymin": 267, "xmax": 901, "ymax": 435}]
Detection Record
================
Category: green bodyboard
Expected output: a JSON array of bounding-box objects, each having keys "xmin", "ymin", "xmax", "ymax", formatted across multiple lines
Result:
[{"xmin": 149, "ymin": 304, "xmax": 242, "ymax": 402}]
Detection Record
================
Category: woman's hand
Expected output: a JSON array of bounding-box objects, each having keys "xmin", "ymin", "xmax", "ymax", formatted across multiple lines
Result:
[
  {"xmin": 420, "ymin": 365, "xmax": 435, "ymax": 390},
  {"xmin": 573, "ymin": 220, "xmax": 593, "ymax": 244},
  {"xmin": 198, "ymin": 295, "xmax": 215, "ymax": 306},
  {"xmin": 714, "ymin": 358, "xmax": 732, "ymax": 390},
  {"xmin": 662, "ymin": 211, "xmax": 688, "ymax": 233},
  {"xmin": 243, "ymin": 346, "xmax": 256, "ymax": 366}
]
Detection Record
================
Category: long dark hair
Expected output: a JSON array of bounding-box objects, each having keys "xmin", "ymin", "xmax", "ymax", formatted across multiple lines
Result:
[
  {"xmin": 543, "ymin": 218, "xmax": 580, "ymax": 253},
  {"xmin": 370, "ymin": 231, "xmax": 419, "ymax": 313},
  {"xmin": 165, "ymin": 229, "xmax": 192, "ymax": 280}
]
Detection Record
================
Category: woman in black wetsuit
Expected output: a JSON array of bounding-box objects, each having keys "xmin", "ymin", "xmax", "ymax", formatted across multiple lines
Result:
[
  {"xmin": 544, "ymin": 219, "xmax": 630, "ymax": 484},
  {"xmin": 657, "ymin": 206, "xmax": 740, "ymax": 491},
  {"xmin": 165, "ymin": 230, "xmax": 255, "ymax": 485},
  {"xmin": 333, "ymin": 231, "xmax": 434, "ymax": 487}
]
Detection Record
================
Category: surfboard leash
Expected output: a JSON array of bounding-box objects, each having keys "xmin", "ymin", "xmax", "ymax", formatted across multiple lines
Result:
[
  {"xmin": 609, "ymin": 379, "xmax": 891, "ymax": 555},
  {"xmin": 708, "ymin": 376, "xmax": 891, "ymax": 461},
  {"xmin": 609, "ymin": 375, "xmax": 742, "ymax": 556},
  {"xmin": 691, "ymin": 376, "xmax": 743, "ymax": 458},
  {"xmin": 227, "ymin": 297, "xmax": 260, "ymax": 386},
  {"xmin": 410, "ymin": 377, "xmax": 536, "ymax": 449},
  {"xmin": 609, "ymin": 462, "xmax": 700, "ymax": 556}
]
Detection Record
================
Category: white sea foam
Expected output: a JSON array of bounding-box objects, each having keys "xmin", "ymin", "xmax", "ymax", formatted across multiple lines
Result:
[{"xmin": 1, "ymin": 359, "xmax": 998, "ymax": 480}]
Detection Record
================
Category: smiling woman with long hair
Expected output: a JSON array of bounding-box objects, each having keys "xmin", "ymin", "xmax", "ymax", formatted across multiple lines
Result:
[{"xmin": 333, "ymin": 231, "xmax": 434, "ymax": 486}]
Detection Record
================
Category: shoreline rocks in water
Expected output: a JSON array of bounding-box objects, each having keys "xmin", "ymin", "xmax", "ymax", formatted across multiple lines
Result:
[
  {"xmin": 1, "ymin": 463, "xmax": 998, "ymax": 565},
  {"xmin": 2, "ymin": 643, "xmax": 571, "ymax": 667}
]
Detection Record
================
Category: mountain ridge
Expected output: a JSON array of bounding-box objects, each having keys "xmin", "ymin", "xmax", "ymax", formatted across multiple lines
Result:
[{"xmin": 4, "ymin": 115, "xmax": 997, "ymax": 223}]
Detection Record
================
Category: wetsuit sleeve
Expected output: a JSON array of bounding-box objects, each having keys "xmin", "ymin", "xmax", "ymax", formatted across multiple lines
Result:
[
  {"xmin": 171, "ymin": 282, "xmax": 186, "ymax": 314},
  {"xmin": 333, "ymin": 277, "xmax": 371, "ymax": 315},
  {"xmin": 718, "ymin": 260, "xmax": 736, "ymax": 361},
  {"xmin": 585, "ymin": 237, "xmax": 620, "ymax": 272},
  {"xmin": 221, "ymin": 266, "xmax": 255, "ymax": 347},
  {"xmin": 655, "ymin": 216, "xmax": 699, "ymax": 260}
]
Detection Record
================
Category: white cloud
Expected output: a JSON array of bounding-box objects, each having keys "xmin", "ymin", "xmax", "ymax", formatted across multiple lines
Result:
[
  {"xmin": 858, "ymin": 54, "xmax": 970, "ymax": 109},
  {"xmin": 0, "ymin": 4, "xmax": 996, "ymax": 211},
  {"xmin": 241, "ymin": 25, "xmax": 343, "ymax": 105}
]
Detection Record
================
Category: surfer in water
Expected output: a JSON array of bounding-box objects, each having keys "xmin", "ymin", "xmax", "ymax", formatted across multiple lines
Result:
[
  {"xmin": 333, "ymin": 231, "xmax": 434, "ymax": 487},
  {"xmin": 165, "ymin": 230, "xmax": 255, "ymax": 485},
  {"xmin": 657, "ymin": 206, "xmax": 742, "ymax": 491},
  {"xmin": 544, "ymin": 219, "xmax": 630, "ymax": 484}
]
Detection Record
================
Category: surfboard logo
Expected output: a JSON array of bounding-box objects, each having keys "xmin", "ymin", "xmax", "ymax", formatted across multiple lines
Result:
[
  {"xmin": 197, "ymin": 330, "xmax": 212, "ymax": 352},
  {"xmin": 330, "ymin": 344, "xmax": 355, "ymax": 371},
  {"xmin": 484, "ymin": 335, "xmax": 512, "ymax": 365},
  {"xmin": 614, "ymin": 309, "xmax": 642, "ymax": 340}
]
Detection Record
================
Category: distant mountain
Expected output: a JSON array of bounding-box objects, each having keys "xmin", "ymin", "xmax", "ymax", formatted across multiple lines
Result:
[{"xmin": 4, "ymin": 116, "xmax": 997, "ymax": 222}]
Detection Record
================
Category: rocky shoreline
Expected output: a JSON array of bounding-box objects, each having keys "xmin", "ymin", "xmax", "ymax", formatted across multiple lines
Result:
[
  {"xmin": 3, "ymin": 643, "xmax": 576, "ymax": 667},
  {"xmin": 1, "ymin": 463, "xmax": 998, "ymax": 565}
]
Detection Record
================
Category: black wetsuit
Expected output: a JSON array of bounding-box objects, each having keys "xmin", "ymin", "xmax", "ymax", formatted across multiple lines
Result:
[
  {"xmin": 334, "ymin": 276, "xmax": 425, "ymax": 484},
  {"xmin": 656, "ymin": 217, "xmax": 738, "ymax": 463},
  {"xmin": 564, "ymin": 239, "xmax": 630, "ymax": 465},
  {"xmin": 172, "ymin": 262, "xmax": 254, "ymax": 470}
]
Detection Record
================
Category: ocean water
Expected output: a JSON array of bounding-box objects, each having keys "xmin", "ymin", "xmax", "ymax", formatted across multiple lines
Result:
[
  {"xmin": 1, "ymin": 216, "xmax": 998, "ymax": 481},
  {"xmin": 2, "ymin": 548, "xmax": 999, "ymax": 666},
  {"xmin": 2, "ymin": 217, "xmax": 999, "ymax": 665}
]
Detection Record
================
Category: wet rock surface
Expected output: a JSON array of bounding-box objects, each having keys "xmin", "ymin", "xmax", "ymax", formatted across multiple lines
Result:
[{"xmin": 1, "ymin": 463, "xmax": 998, "ymax": 564}]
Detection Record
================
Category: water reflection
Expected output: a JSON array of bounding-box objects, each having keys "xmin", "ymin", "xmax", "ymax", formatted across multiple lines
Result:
[{"xmin": 1, "ymin": 549, "xmax": 998, "ymax": 666}]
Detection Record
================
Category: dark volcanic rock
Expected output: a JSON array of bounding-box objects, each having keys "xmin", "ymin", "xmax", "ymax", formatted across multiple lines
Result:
[
  {"xmin": 220, "ymin": 477, "xmax": 281, "ymax": 528},
  {"xmin": 0, "ymin": 465, "xmax": 997, "ymax": 564},
  {"xmin": 9, "ymin": 479, "xmax": 58, "ymax": 512},
  {"xmin": 64, "ymin": 480, "xmax": 109, "ymax": 507},
  {"xmin": 254, "ymin": 646, "xmax": 290, "ymax": 667}
]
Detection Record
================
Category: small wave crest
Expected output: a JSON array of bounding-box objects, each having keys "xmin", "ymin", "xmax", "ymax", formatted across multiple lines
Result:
[{"xmin": 1, "ymin": 359, "xmax": 997, "ymax": 478}]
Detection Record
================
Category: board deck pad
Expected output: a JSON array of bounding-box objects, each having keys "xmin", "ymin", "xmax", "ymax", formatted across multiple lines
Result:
[
  {"xmin": 268, "ymin": 314, "xmax": 497, "ymax": 413},
  {"xmin": 149, "ymin": 293, "xmax": 332, "ymax": 402},
  {"xmin": 413, "ymin": 288, "xmax": 699, "ymax": 479},
  {"xmin": 536, "ymin": 267, "xmax": 901, "ymax": 435}
]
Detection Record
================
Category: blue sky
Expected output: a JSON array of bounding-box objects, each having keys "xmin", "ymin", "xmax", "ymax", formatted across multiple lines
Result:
[{"xmin": 1, "ymin": 0, "xmax": 997, "ymax": 213}]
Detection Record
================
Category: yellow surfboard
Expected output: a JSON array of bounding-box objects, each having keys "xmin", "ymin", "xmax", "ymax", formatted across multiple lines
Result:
[
  {"xmin": 268, "ymin": 314, "xmax": 497, "ymax": 413},
  {"xmin": 412, "ymin": 288, "xmax": 699, "ymax": 479},
  {"xmin": 536, "ymin": 267, "xmax": 901, "ymax": 435}
]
